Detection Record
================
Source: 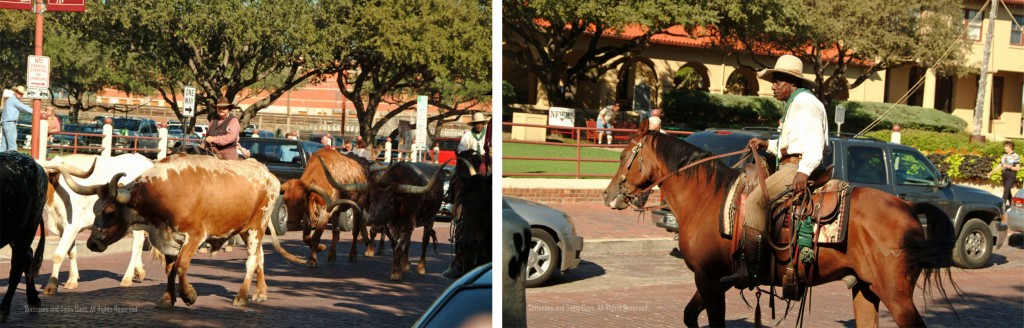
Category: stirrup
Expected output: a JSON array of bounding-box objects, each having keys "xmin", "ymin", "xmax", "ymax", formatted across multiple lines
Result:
[{"xmin": 719, "ymin": 257, "xmax": 753, "ymax": 289}]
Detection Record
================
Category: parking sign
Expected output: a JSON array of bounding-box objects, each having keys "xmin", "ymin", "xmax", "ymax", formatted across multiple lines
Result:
[
  {"xmin": 183, "ymin": 87, "xmax": 196, "ymax": 118},
  {"xmin": 26, "ymin": 55, "xmax": 49, "ymax": 89}
]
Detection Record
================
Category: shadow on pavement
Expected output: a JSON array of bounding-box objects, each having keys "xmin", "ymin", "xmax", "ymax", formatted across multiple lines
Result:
[{"xmin": 542, "ymin": 260, "xmax": 606, "ymax": 287}]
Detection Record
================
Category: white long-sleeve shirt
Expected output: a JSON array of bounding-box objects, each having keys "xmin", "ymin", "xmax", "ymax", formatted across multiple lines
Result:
[
  {"xmin": 766, "ymin": 91, "xmax": 828, "ymax": 175},
  {"xmin": 457, "ymin": 129, "xmax": 487, "ymax": 156}
]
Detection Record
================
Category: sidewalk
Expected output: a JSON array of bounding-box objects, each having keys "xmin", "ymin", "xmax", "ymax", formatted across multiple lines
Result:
[
  {"xmin": 0, "ymin": 235, "xmax": 138, "ymax": 263},
  {"xmin": 546, "ymin": 203, "xmax": 678, "ymax": 255}
]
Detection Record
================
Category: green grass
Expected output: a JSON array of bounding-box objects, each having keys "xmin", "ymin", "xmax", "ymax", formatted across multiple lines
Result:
[{"xmin": 503, "ymin": 142, "xmax": 623, "ymax": 178}]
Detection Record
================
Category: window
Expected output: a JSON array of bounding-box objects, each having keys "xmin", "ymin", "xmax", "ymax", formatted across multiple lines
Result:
[
  {"xmin": 1012, "ymin": 15, "xmax": 1024, "ymax": 46},
  {"xmin": 891, "ymin": 149, "xmax": 938, "ymax": 186},
  {"xmin": 847, "ymin": 146, "xmax": 887, "ymax": 185},
  {"xmin": 965, "ymin": 10, "xmax": 982, "ymax": 41}
]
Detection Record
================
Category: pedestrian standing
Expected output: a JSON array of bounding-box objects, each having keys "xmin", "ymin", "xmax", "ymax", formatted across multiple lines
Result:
[
  {"xmin": 991, "ymin": 141, "xmax": 1021, "ymax": 210},
  {"xmin": 0, "ymin": 86, "xmax": 33, "ymax": 152}
]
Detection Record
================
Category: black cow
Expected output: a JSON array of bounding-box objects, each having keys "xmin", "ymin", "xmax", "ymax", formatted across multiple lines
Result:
[
  {"xmin": 442, "ymin": 156, "xmax": 492, "ymax": 279},
  {"xmin": 0, "ymin": 152, "xmax": 47, "ymax": 322},
  {"xmin": 322, "ymin": 158, "xmax": 450, "ymax": 281}
]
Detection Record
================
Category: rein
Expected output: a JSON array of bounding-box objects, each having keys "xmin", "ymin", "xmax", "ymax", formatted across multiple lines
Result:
[{"xmin": 630, "ymin": 147, "xmax": 752, "ymax": 197}]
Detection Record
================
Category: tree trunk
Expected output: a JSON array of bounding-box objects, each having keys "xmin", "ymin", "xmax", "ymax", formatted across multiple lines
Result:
[{"xmin": 971, "ymin": 1, "xmax": 997, "ymax": 142}]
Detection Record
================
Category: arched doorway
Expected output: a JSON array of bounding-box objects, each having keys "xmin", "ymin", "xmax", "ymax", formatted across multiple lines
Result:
[
  {"xmin": 615, "ymin": 58, "xmax": 660, "ymax": 111},
  {"xmin": 673, "ymin": 62, "xmax": 710, "ymax": 92},
  {"xmin": 725, "ymin": 68, "xmax": 759, "ymax": 96}
]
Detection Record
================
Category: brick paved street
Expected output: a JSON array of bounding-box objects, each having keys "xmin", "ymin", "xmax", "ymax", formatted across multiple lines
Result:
[
  {"xmin": 545, "ymin": 203, "xmax": 672, "ymax": 239},
  {"xmin": 526, "ymin": 233, "xmax": 1024, "ymax": 327},
  {"xmin": 0, "ymin": 224, "xmax": 459, "ymax": 327}
]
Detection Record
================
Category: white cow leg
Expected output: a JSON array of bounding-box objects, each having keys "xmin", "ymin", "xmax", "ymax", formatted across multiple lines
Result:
[
  {"xmin": 251, "ymin": 242, "xmax": 267, "ymax": 302},
  {"xmin": 44, "ymin": 228, "xmax": 76, "ymax": 295},
  {"xmin": 121, "ymin": 230, "xmax": 146, "ymax": 286},
  {"xmin": 65, "ymin": 242, "xmax": 80, "ymax": 289},
  {"xmin": 234, "ymin": 230, "xmax": 259, "ymax": 307}
]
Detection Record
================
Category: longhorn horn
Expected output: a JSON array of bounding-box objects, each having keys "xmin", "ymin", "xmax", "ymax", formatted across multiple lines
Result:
[
  {"xmin": 369, "ymin": 164, "xmax": 388, "ymax": 173},
  {"xmin": 458, "ymin": 158, "xmax": 477, "ymax": 176},
  {"xmin": 106, "ymin": 173, "xmax": 133, "ymax": 204},
  {"xmin": 41, "ymin": 157, "xmax": 98, "ymax": 178},
  {"xmin": 396, "ymin": 157, "xmax": 455, "ymax": 194},
  {"xmin": 299, "ymin": 180, "xmax": 333, "ymax": 205},
  {"xmin": 318, "ymin": 156, "xmax": 367, "ymax": 192},
  {"xmin": 53, "ymin": 165, "xmax": 105, "ymax": 196},
  {"xmin": 326, "ymin": 199, "xmax": 362, "ymax": 214}
]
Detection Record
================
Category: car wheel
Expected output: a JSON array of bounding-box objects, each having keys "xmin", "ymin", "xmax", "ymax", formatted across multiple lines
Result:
[
  {"xmin": 526, "ymin": 228, "xmax": 560, "ymax": 288},
  {"xmin": 953, "ymin": 218, "xmax": 992, "ymax": 269},
  {"xmin": 267, "ymin": 197, "xmax": 288, "ymax": 236}
]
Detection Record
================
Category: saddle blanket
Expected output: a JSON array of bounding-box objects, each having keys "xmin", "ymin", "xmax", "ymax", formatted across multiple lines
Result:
[{"xmin": 720, "ymin": 177, "xmax": 851, "ymax": 244}]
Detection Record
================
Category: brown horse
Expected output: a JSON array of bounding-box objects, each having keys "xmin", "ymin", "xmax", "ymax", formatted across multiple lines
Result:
[{"xmin": 602, "ymin": 125, "xmax": 958, "ymax": 327}]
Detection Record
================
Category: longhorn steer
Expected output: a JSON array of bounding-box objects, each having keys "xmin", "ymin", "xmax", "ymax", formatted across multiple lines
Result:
[
  {"xmin": 322, "ymin": 158, "xmax": 450, "ymax": 281},
  {"xmin": 57, "ymin": 154, "xmax": 306, "ymax": 308},
  {"xmin": 280, "ymin": 149, "xmax": 368, "ymax": 267},
  {"xmin": 38, "ymin": 154, "xmax": 153, "ymax": 294},
  {"xmin": 0, "ymin": 152, "xmax": 47, "ymax": 322}
]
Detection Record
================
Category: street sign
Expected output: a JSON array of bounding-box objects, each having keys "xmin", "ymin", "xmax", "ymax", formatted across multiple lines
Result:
[
  {"xmin": 415, "ymin": 95, "xmax": 428, "ymax": 148},
  {"xmin": 26, "ymin": 55, "xmax": 49, "ymax": 89},
  {"xmin": 23, "ymin": 87, "xmax": 49, "ymax": 100},
  {"xmin": 182, "ymin": 86, "xmax": 196, "ymax": 118},
  {"xmin": 0, "ymin": 0, "xmax": 87, "ymax": 12}
]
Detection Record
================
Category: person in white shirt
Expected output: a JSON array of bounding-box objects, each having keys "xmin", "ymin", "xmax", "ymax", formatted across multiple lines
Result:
[
  {"xmin": 457, "ymin": 112, "xmax": 488, "ymax": 156},
  {"xmin": 721, "ymin": 55, "xmax": 828, "ymax": 289}
]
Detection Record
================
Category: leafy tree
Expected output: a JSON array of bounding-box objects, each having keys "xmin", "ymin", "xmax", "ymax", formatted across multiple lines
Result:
[
  {"xmin": 503, "ymin": 0, "xmax": 717, "ymax": 107},
  {"xmin": 0, "ymin": 10, "xmax": 33, "ymax": 89},
  {"xmin": 710, "ymin": 0, "xmax": 968, "ymax": 103},
  {"xmin": 322, "ymin": 0, "xmax": 491, "ymax": 142},
  {"xmin": 93, "ymin": 0, "xmax": 330, "ymax": 133}
]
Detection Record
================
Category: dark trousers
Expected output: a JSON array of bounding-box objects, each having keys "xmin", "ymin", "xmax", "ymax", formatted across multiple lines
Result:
[{"xmin": 1002, "ymin": 171, "xmax": 1016, "ymax": 208}]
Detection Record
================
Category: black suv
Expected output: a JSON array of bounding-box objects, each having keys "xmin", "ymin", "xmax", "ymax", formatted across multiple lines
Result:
[{"xmin": 651, "ymin": 129, "xmax": 1007, "ymax": 269}]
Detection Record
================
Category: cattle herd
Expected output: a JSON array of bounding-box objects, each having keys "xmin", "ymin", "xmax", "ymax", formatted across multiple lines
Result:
[{"xmin": 0, "ymin": 147, "xmax": 490, "ymax": 322}]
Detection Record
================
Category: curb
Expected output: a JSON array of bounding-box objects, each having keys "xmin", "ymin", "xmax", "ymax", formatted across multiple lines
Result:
[
  {"xmin": 0, "ymin": 237, "xmax": 136, "ymax": 262},
  {"xmin": 583, "ymin": 237, "xmax": 677, "ymax": 255}
]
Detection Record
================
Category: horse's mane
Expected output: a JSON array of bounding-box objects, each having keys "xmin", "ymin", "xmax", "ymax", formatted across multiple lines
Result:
[{"xmin": 647, "ymin": 132, "xmax": 740, "ymax": 194}]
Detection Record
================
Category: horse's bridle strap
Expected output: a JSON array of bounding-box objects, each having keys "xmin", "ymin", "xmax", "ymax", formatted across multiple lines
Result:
[{"xmin": 632, "ymin": 147, "xmax": 753, "ymax": 197}]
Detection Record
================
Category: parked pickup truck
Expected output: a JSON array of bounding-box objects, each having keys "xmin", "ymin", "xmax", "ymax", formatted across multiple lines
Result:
[
  {"xmin": 238, "ymin": 137, "xmax": 331, "ymax": 235},
  {"xmin": 651, "ymin": 129, "xmax": 1007, "ymax": 269}
]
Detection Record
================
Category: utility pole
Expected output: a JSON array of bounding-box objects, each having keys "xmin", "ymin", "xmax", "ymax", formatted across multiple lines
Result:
[
  {"xmin": 29, "ymin": 0, "xmax": 44, "ymax": 159},
  {"xmin": 971, "ymin": 0, "xmax": 998, "ymax": 143}
]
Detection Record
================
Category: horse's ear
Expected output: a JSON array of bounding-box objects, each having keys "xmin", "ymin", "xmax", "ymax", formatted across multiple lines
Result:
[{"xmin": 637, "ymin": 119, "xmax": 650, "ymax": 136}]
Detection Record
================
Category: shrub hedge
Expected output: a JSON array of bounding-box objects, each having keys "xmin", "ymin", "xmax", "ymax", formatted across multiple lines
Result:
[
  {"xmin": 661, "ymin": 90, "xmax": 967, "ymax": 133},
  {"xmin": 866, "ymin": 129, "xmax": 1024, "ymax": 185}
]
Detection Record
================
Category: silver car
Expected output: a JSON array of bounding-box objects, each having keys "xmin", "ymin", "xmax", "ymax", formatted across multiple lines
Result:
[
  {"xmin": 1007, "ymin": 189, "xmax": 1024, "ymax": 232},
  {"xmin": 503, "ymin": 196, "xmax": 584, "ymax": 287}
]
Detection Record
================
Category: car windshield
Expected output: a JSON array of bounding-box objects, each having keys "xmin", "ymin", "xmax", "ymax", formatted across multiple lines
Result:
[
  {"xmin": 242, "ymin": 140, "xmax": 304, "ymax": 165},
  {"xmin": 112, "ymin": 118, "xmax": 141, "ymax": 131}
]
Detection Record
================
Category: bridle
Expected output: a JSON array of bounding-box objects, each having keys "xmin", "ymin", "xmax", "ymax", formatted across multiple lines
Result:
[{"xmin": 615, "ymin": 133, "xmax": 753, "ymax": 207}]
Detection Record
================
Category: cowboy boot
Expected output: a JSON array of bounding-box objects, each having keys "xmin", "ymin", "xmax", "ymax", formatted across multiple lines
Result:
[{"xmin": 720, "ymin": 229, "xmax": 761, "ymax": 289}]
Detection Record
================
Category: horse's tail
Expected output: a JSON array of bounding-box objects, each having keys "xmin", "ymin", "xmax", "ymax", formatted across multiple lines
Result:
[{"xmin": 906, "ymin": 202, "xmax": 962, "ymax": 318}]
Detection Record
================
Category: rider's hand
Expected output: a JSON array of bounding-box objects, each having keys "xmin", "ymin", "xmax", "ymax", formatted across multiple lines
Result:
[
  {"xmin": 748, "ymin": 138, "xmax": 768, "ymax": 150},
  {"xmin": 792, "ymin": 172, "xmax": 810, "ymax": 194}
]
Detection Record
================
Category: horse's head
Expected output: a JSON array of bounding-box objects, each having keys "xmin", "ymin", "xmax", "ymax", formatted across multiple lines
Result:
[{"xmin": 603, "ymin": 121, "xmax": 657, "ymax": 210}]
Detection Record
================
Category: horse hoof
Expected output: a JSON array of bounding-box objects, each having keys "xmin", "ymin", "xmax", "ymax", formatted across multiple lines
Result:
[
  {"xmin": 305, "ymin": 259, "xmax": 318, "ymax": 268},
  {"xmin": 63, "ymin": 281, "xmax": 79, "ymax": 290},
  {"xmin": 182, "ymin": 285, "xmax": 198, "ymax": 305},
  {"xmin": 232, "ymin": 295, "xmax": 249, "ymax": 307},
  {"xmin": 158, "ymin": 294, "xmax": 175, "ymax": 309}
]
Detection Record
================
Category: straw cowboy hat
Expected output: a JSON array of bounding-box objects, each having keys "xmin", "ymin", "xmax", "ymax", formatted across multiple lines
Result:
[
  {"xmin": 12, "ymin": 85, "xmax": 26, "ymax": 94},
  {"xmin": 758, "ymin": 55, "xmax": 817, "ymax": 88},
  {"xmin": 214, "ymin": 96, "xmax": 236, "ymax": 108},
  {"xmin": 469, "ymin": 112, "xmax": 489, "ymax": 124}
]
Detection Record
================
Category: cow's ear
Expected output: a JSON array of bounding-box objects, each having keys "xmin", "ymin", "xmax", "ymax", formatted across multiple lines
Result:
[{"xmin": 281, "ymin": 179, "xmax": 296, "ymax": 193}]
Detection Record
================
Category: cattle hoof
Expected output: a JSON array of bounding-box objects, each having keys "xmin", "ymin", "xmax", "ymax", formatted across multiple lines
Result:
[
  {"xmin": 198, "ymin": 248, "xmax": 210, "ymax": 254},
  {"xmin": 316, "ymin": 244, "xmax": 327, "ymax": 252},
  {"xmin": 390, "ymin": 273, "xmax": 403, "ymax": 281},
  {"xmin": 224, "ymin": 246, "xmax": 234, "ymax": 252},
  {"xmin": 182, "ymin": 285, "xmax": 198, "ymax": 305},
  {"xmin": 305, "ymin": 259, "xmax": 318, "ymax": 268},
  {"xmin": 158, "ymin": 294, "xmax": 175, "ymax": 309},
  {"xmin": 0, "ymin": 310, "xmax": 8, "ymax": 323},
  {"xmin": 119, "ymin": 279, "xmax": 133, "ymax": 287},
  {"xmin": 348, "ymin": 253, "xmax": 357, "ymax": 262},
  {"xmin": 44, "ymin": 278, "xmax": 58, "ymax": 295},
  {"xmin": 364, "ymin": 249, "xmax": 375, "ymax": 257},
  {"xmin": 417, "ymin": 263, "xmax": 426, "ymax": 275},
  {"xmin": 403, "ymin": 263, "xmax": 411, "ymax": 272},
  {"xmin": 251, "ymin": 292, "xmax": 267, "ymax": 303},
  {"xmin": 63, "ymin": 281, "xmax": 79, "ymax": 290},
  {"xmin": 135, "ymin": 269, "xmax": 146, "ymax": 282},
  {"xmin": 232, "ymin": 294, "xmax": 249, "ymax": 307}
]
